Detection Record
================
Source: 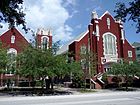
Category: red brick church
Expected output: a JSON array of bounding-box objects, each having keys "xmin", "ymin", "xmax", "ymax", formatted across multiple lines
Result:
[
  {"xmin": 58, "ymin": 11, "xmax": 136, "ymax": 88},
  {"xmin": 0, "ymin": 28, "xmax": 52, "ymax": 86},
  {"xmin": 0, "ymin": 11, "xmax": 136, "ymax": 88}
]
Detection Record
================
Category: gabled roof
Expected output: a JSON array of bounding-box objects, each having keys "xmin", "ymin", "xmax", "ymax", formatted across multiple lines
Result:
[
  {"xmin": 132, "ymin": 42, "xmax": 140, "ymax": 47},
  {"xmin": 56, "ymin": 42, "xmax": 69, "ymax": 55},
  {"xmin": 56, "ymin": 30, "xmax": 89, "ymax": 55},
  {"xmin": 0, "ymin": 28, "xmax": 29, "ymax": 43},
  {"xmin": 99, "ymin": 11, "xmax": 115, "ymax": 20},
  {"xmin": 74, "ymin": 30, "xmax": 89, "ymax": 42}
]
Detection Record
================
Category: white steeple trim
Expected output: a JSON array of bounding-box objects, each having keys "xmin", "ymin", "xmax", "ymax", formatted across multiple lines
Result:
[
  {"xmin": 120, "ymin": 25, "xmax": 123, "ymax": 28},
  {"xmin": 89, "ymin": 23, "xmax": 93, "ymax": 25},
  {"xmin": 96, "ymin": 25, "xmax": 99, "ymax": 36},
  {"xmin": 37, "ymin": 28, "xmax": 52, "ymax": 36},
  {"xmin": 121, "ymin": 29, "xmax": 125, "ymax": 44},
  {"xmin": 95, "ymin": 20, "xmax": 99, "ymax": 23},
  {"xmin": 91, "ymin": 11, "xmax": 98, "ymax": 19}
]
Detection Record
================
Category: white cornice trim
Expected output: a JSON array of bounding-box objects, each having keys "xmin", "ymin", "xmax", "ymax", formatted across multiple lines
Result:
[
  {"xmin": 95, "ymin": 20, "xmax": 99, "ymax": 23},
  {"xmin": 99, "ymin": 11, "xmax": 115, "ymax": 21},
  {"xmin": 74, "ymin": 30, "xmax": 89, "ymax": 42}
]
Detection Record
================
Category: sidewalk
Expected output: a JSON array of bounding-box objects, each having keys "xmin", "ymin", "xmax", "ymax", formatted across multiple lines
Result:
[
  {"xmin": 56, "ymin": 87, "xmax": 113, "ymax": 95},
  {"xmin": 0, "ymin": 86, "xmax": 140, "ymax": 97},
  {"xmin": 57, "ymin": 87, "xmax": 140, "ymax": 95}
]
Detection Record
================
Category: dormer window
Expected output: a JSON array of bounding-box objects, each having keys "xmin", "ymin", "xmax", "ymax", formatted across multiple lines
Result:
[
  {"xmin": 107, "ymin": 18, "xmax": 110, "ymax": 29},
  {"xmin": 11, "ymin": 35, "xmax": 15, "ymax": 43}
]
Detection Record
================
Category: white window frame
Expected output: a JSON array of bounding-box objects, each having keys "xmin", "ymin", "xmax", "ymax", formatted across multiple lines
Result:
[
  {"xmin": 81, "ymin": 59, "xmax": 87, "ymax": 69},
  {"xmin": 41, "ymin": 36, "xmax": 49, "ymax": 49},
  {"xmin": 128, "ymin": 50, "xmax": 132, "ymax": 57},
  {"xmin": 11, "ymin": 35, "xmax": 15, "ymax": 43},
  {"xmin": 80, "ymin": 45, "xmax": 87, "ymax": 54},
  {"xmin": 7, "ymin": 48, "xmax": 17, "ymax": 55},
  {"xmin": 107, "ymin": 18, "xmax": 110, "ymax": 29},
  {"xmin": 103, "ymin": 32, "xmax": 117, "ymax": 57},
  {"xmin": 7, "ymin": 48, "xmax": 17, "ymax": 75}
]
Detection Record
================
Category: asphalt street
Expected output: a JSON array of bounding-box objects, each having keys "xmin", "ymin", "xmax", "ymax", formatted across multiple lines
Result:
[{"xmin": 0, "ymin": 91, "xmax": 140, "ymax": 105}]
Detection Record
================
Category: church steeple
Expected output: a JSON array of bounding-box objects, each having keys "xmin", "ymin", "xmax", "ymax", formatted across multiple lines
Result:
[{"xmin": 36, "ymin": 28, "xmax": 52, "ymax": 49}]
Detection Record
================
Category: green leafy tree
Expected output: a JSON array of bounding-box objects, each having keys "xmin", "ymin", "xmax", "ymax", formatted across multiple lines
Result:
[
  {"xmin": 102, "ymin": 73, "xmax": 108, "ymax": 84},
  {"xmin": 109, "ymin": 60, "xmax": 140, "ymax": 90},
  {"xmin": 68, "ymin": 61, "xmax": 84, "ymax": 88},
  {"xmin": 0, "ymin": 42, "xmax": 16, "ymax": 89},
  {"xmin": 111, "ymin": 76, "xmax": 122, "ymax": 88},
  {"xmin": 17, "ymin": 40, "xmax": 83, "ymax": 91},
  {"xmin": 114, "ymin": 0, "xmax": 140, "ymax": 33},
  {"xmin": 80, "ymin": 49, "xmax": 97, "ymax": 89},
  {"xmin": 0, "ymin": 0, "xmax": 28, "ymax": 32},
  {"xmin": 0, "ymin": 42, "xmax": 8, "ymax": 74},
  {"xmin": 17, "ymin": 46, "xmax": 40, "ymax": 87},
  {"xmin": 46, "ymin": 53, "xmax": 83, "ymax": 89},
  {"xmin": 52, "ymin": 40, "xmax": 61, "ymax": 55}
]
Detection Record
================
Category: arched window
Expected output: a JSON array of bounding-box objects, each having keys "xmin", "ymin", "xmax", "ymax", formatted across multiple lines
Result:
[
  {"xmin": 41, "ymin": 36, "xmax": 49, "ymax": 49},
  {"xmin": 103, "ymin": 33, "xmax": 117, "ymax": 56},
  {"xmin": 7, "ymin": 48, "xmax": 17, "ymax": 61},
  {"xmin": 7, "ymin": 48, "xmax": 17, "ymax": 74},
  {"xmin": 11, "ymin": 35, "xmax": 15, "ymax": 43}
]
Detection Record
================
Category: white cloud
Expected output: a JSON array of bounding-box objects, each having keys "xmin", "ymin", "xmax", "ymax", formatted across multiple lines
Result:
[
  {"xmin": 62, "ymin": 0, "xmax": 76, "ymax": 7},
  {"xmin": 86, "ymin": 6, "xmax": 102, "ymax": 12},
  {"xmin": 93, "ymin": 6, "xmax": 102, "ymax": 12},
  {"xmin": 23, "ymin": 0, "xmax": 73, "ymax": 42},
  {"xmin": 69, "ymin": 10, "xmax": 79, "ymax": 18},
  {"xmin": 75, "ymin": 24, "xmax": 82, "ymax": 29},
  {"xmin": 0, "ymin": 0, "xmax": 74, "ymax": 43},
  {"xmin": 55, "ymin": 25, "xmax": 73, "ymax": 42},
  {"xmin": 0, "ymin": 23, "xmax": 9, "ymax": 35}
]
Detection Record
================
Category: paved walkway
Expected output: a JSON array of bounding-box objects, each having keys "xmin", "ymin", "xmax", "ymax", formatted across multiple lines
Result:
[
  {"xmin": 57, "ymin": 87, "xmax": 140, "ymax": 95},
  {"xmin": 0, "ymin": 86, "xmax": 140, "ymax": 97}
]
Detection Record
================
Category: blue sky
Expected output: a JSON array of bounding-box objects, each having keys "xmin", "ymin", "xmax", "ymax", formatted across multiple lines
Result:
[
  {"xmin": 0, "ymin": 0, "xmax": 139, "ymax": 45},
  {"xmin": 64, "ymin": 0, "xmax": 140, "ymax": 44}
]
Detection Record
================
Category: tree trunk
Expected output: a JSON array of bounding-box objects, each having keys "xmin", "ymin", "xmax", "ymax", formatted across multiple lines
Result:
[
  {"xmin": 89, "ymin": 78, "xmax": 91, "ymax": 90},
  {"xmin": 45, "ymin": 77, "xmax": 51, "ymax": 90},
  {"xmin": 29, "ymin": 76, "xmax": 31, "ymax": 87},
  {"xmin": 125, "ymin": 76, "xmax": 128, "ymax": 91},
  {"xmin": 41, "ymin": 77, "xmax": 44, "ymax": 94},
  {"xmin": 50, "ymin": 77, "xmax": 54, "ymax": 90}
]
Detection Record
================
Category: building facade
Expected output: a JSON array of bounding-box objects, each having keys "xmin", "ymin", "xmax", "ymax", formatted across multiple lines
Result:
[
  {"xmin": 132, "ymin": 42, "xmax": 140, "ymax": 62},
  {"xmin": 0, "ymin": 28, "xmax": 52, "ymax": 87},
  {"xmin": 58, "ymin": 11, "xmax": 136, "ymax": 88}
]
